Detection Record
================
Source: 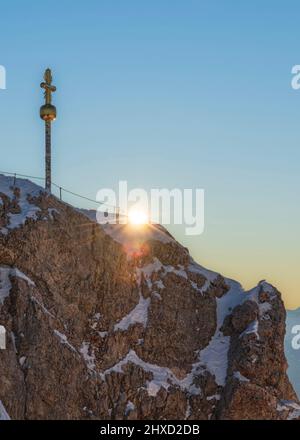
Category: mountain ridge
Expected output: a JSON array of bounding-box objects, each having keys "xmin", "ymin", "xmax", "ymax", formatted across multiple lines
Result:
[{"xmin": 0, "ymin": 174, "xmax": 299, "ymax": 420}]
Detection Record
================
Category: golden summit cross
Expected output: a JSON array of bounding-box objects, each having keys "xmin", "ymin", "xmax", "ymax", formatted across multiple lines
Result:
[
  {"xmin": 40, "ymin": 68, "xmax": 57, "ymax": 192},
  {"xmin": 40, "ymin": 68, "xmax": 56, "ymax": 105}
]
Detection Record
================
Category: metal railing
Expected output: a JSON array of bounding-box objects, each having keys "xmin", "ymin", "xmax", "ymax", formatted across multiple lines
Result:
[{"xmin": 0, "ymin": 170, "xmax": 124, "ymax": 217}]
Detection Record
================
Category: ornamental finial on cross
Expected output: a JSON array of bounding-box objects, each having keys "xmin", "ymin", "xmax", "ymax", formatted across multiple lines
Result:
[{"xmin": 40, "ymin": 68, "xmax": 56, "ymax": 105}]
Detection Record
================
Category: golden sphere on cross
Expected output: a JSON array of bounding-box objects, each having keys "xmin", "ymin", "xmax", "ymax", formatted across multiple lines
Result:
[{"xmin": 40, "ymin": 68, "xmax": 57, "ymax": 121}]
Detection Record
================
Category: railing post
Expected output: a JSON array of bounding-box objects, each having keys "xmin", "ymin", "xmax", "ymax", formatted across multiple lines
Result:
[
  {"xmin": 116, "ymin": 207, "xmax": 120, "ymax": 224},
  {"xmin": 59, "ymin": 187, "xmax": 62, "ymax": 201}
]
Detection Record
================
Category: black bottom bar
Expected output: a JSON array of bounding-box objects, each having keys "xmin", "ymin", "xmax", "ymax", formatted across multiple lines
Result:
[{"xmin": 0, "ymin": 420, "xmax": 298, "ymax": 438}]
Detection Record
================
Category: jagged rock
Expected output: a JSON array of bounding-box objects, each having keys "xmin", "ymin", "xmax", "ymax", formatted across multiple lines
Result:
[
  {"xmin": 0, "ymin": 175, "xmax": 299, "ymax": 420},
  {"xmin": 222, "ymin": 300, "xmax": 259, "ymax": 335}
]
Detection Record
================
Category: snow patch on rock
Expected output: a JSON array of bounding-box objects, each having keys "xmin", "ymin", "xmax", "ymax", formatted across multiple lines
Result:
[
  {"xmin": 0, "ymin": 266, "xmax": 35, "ymax": 305},
  {"xmin": 125, "ymin": 400, "xmax": 135, "ymax": 416},
  {"xmin": 277, "ymin": 400, "xmax": 300, "ymax": 419},
  {"xmin": 54, "ymin": 330, "xmax": 77, "ymax": 353},
  {"xmin": 115, "ymin": 258, "xmax": 192, "ymax": 333},
  {"xmin": 188, "ymin": 261, "xmax": 220, "ymax": 294},
  {"xmin": 196, "ymin": 278, "xmax": 277, "ymax": 387},
  {"xmin": 207, "ymin": 394, "xmax": 221, "ymax": 401},
  {"xmin": 101, "ymin": 349, "xmax": 202, "ymax": 396},
  {"xmin": 0, "ymin": 175, "xmax": 43, "ymax": 234},
  {"xmin": 233, "ymin": 371, "xmax": 250, "ymax": 382},
  {"xmin": 240, "ymin": 320, "xmax": 259, "ymax": 340},
  {"xmin": 197, "ymin": 280, "xmax": 245, "ymax": 386},
  {"xmin": 114, "ymin": 295, "xmax": 150, "ymax": 331},
  {"xmin": 0, "ymin": 400, "xmax": 10, "ymax": 420},
  {"xmin": 80, "ymin": 342, "xmax": 96, "ymax": 371}
]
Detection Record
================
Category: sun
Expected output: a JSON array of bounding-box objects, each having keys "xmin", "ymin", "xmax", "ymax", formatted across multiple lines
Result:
[{"xmin": 128, "ymin": 208, "xmax": 149, "ymax": 226}]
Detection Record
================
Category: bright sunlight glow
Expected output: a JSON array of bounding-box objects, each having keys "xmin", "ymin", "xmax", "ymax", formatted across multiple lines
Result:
[{"xmin": 128, "ymin": 208, "xmax": 149, "ymax": 226}]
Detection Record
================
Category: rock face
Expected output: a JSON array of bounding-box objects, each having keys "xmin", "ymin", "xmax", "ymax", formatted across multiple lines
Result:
[{"xmin": 0, "ymin": 174, "xmax": 299, "ymax": 420}]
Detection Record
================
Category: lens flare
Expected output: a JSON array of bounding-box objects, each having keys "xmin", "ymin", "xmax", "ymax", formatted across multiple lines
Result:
[{"xmin": 128, "ymin": 208, "xmax": 149, "ymax": 226}]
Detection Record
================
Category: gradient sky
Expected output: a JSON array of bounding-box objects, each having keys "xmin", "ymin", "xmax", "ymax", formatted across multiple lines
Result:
[{"xmin": 0, "ymin": 1, "xmax": 299, "ymax": 308}]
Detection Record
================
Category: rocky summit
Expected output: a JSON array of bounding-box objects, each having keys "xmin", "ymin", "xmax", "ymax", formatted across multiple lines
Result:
[{"xmin": 0, "ymin": 174, "xmax": 299, "ymax": 420}]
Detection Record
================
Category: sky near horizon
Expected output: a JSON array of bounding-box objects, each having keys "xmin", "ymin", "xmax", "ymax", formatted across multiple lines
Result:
[{"xmin": 0, "ymin": 1, "xmax": 299, "ymax": 308}]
